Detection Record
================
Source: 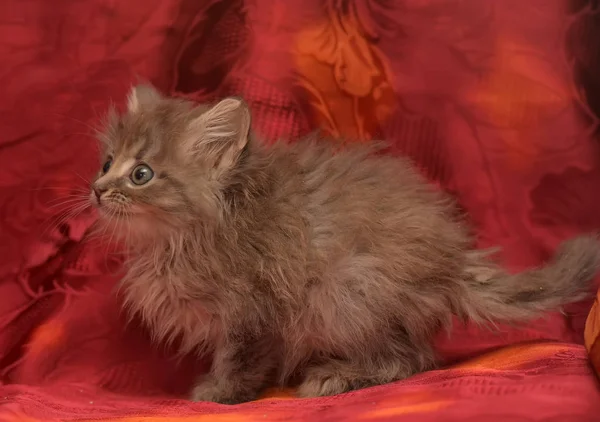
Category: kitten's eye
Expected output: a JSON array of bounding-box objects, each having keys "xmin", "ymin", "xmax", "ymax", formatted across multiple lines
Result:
[
  {"xmin": 102, "ymin": 158, "xmax": 112, "ymax": 174},
  {"xmin": 130, "ymin": 164, "xmax": 154, "ymax": 185}
]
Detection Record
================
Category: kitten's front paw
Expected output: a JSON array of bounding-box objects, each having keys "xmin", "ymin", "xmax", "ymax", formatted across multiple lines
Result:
[
  {"xmin": 190, "ymin": 377, "xmax": 257, "ymax": 405},
  {"xmin": 297, "ymin": 367, "xmax": 351, "ymax": 398}
]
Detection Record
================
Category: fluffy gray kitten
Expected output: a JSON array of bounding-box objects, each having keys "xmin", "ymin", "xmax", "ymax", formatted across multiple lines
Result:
[{"xmin": 90, "ymin": 84, "xmax": 600, "ymax": 404}]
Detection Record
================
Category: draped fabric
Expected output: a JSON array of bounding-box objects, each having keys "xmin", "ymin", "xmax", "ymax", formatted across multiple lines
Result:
[{"xmin": 1, "ymin": 0, "xmax": 600, "ymax": 420}]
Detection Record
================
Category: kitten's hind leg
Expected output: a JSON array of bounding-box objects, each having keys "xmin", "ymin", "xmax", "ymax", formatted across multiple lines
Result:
[{"xmin": 297, "ymin": 342, "xmax": 436, "ymax": 398}]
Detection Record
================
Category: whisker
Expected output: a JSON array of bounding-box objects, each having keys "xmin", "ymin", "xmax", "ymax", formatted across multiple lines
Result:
[
  {"xmin": 51, "ymin": 112, "xmax": 101, "ymax": 134},
  {"xmin": 40, "ymin": 201, "xmax": 92, "ymax": 238},
  {"xmin": 44, "ymin": 193, "xmax": 90, "ymax": 200},
  {"xmin": 40, "ymin": 202, "xmax": 84, "ymax": 231},
  {"xmin": 127, "ymin": 209, "xmax": 132, "ymax": 252},
  {"xmin": 45, "ymin": 202, "xmax": 87, "ymax": 213},
  {"xmin": 29, "ymin": 186, "xmax": 90, "ymax": 193},
  {"xmin": 73, "ymin": 171, "xmax": 92, "ymax": 185},
  {"xmin": 103, "ymin": 207, "xmax": 120, "ymax": 257},
  {"xmin": 45, "ymin": 196, "xmax": 90, "ymax": 208}
]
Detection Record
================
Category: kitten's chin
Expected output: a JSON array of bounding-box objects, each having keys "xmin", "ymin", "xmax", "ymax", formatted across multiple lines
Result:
[
  {"xmin": 96, "ymin": 203, "xmax": 190, "ymax": 244},
  {"xmin": 95, "ymin": 203, "xmax": 150, "ymax": 225},
  {"xmin": 118, "ymin": 215, "xmax": 174, "ymax": 244}
]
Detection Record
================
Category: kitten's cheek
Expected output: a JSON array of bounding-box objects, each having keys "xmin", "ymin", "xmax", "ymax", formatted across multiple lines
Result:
[
  {"xmin": 153, "ymin": 197, "xmax": 180, "ymax": 210},
  {"xmin": 128, "ymin": 204, "xmax": 148, "ymax": 215}
]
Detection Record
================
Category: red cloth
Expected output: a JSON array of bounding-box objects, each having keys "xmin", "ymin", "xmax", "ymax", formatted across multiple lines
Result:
[{"xmin": 2, "ymin": 0, "xmax": 600, "ymax": 420}]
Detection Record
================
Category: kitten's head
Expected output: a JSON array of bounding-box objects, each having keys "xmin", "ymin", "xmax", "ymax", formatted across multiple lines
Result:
[{"xmin": 91, "ymin": 84, "xmax": 251, "ymax": 240}]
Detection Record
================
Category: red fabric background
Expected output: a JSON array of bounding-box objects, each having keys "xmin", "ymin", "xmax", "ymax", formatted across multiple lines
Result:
[{"xmin": 1, "ymin": 0, "xmax": 600, "ymax": 420}]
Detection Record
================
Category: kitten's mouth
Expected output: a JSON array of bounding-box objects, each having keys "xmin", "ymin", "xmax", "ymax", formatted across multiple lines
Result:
[
  {"xmin": 98, "ymin": 204, "xmax": 154, "ymax": 223},
  {"xmin": 90, "ymin": 192, "xmax": 137, "ymax": 217},
  {"xmin": 97, "ymin": 206, "xmax": 132, "ymax": 217}
]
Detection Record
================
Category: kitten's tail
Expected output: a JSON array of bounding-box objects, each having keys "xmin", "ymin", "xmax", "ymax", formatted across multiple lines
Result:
[{"xmin": 458, "ymin": 235, "xmax": 600, "ymax": 324}]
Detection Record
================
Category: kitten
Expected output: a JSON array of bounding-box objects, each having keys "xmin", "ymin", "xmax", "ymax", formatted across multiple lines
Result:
[{"xmin": 91, "ymin": 84, "xmax": 600, "ymax": 404}]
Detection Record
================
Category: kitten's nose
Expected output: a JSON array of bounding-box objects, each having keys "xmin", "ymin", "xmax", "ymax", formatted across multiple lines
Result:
[{"xmin": 93, "ymin": 186, "xmax": 106, "ymax": 201}]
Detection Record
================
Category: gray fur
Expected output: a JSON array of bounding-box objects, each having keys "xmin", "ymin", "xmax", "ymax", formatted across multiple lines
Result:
[{"xmin": 90, "ymin": 85, "xmax": 600, "ymax": 404}]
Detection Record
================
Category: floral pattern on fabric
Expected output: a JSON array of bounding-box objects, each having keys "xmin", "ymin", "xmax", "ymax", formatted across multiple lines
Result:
[{"xmin": 1, "ymin": 0, "xmax": 600, "ymax": 420}]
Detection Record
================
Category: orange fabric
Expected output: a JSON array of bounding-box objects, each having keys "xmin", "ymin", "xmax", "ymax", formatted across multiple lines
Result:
[
  {"xmin": 585, "ymin": 291, "xmax": 600, "ymax": 376},
  {"xmin": 2, "ymin": 343, "xmax": 597, "ymax": 421}
]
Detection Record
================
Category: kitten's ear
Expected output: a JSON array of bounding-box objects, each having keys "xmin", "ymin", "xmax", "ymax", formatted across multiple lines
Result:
[
  {"xmin": 127, "ymin": 84, "xmax": 162, "ymax": 113},
  {"xmin": 186, "ymin": 97, "xmax": 251, "ymax": 169}
]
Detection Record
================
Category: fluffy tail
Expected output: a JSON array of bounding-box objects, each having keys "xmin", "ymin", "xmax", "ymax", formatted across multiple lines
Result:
[{"xmin": 459, "ymin": 235, "xmax": 600, "ymax": 324}]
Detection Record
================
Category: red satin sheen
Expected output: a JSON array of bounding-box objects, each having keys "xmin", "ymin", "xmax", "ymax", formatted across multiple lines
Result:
[{"xmin": 1, "ymin": 0, "xmax": 600, "ymax": 420}]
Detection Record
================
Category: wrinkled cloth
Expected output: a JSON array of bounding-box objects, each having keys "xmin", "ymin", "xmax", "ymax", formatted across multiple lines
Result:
[{"xmin": 1, "ymin": 0, "xmax": 600, "ymax": 421}]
